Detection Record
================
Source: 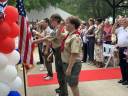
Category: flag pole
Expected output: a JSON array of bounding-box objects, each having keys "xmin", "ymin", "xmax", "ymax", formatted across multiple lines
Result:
[
  {"xmin": 22, "ymin": 63, "xmax": 27, "ymax": 96},
  {"xmin": 16, "ymin": 0, "xmax": 32, "ymax": 95}
]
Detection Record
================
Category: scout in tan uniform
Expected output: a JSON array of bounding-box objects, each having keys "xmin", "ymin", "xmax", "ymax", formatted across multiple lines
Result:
[
  {"xmin": 33, "ymin": 14, "xmax": 68, "ymax": 96},
  {"xmin": 49, "ymin": 14, "xmax": 69, "ymax": 96},
  {"xmin": 61, "ymin": 16, "xmax": 82, "ymax": 96}
]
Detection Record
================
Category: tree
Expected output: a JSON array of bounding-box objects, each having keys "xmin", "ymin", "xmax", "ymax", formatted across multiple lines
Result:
[
  {"xmin": 58, "ymin": 0, "xmax": 112, "ymax": 20},
  {"xmin": 58, "ymin": 0, "xmax": 128, "ymax": 20},
  {"xmin": 8, "ymin": 0, "xmax": 62, "ymax": 12}
]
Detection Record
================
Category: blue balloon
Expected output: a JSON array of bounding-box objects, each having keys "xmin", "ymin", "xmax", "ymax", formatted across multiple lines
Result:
[
  {"xmin": 15, "ymin": 49, "xmax": 21, "ymax": 64},
  {"xmin": 8, "ymin": 91, "xmax": 21, "ymax": 96}
]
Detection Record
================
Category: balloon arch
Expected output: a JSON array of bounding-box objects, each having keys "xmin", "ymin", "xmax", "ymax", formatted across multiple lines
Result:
[{"xmin": 0, "ymin": 0, "xmax": 22, "ymax": 96}]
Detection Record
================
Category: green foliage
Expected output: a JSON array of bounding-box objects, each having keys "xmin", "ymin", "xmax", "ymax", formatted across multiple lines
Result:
[
  {"xmin": 8, "ymin": 0, "xmax": 62, "ymax": 12},
  {"xmin": 8, "ymin": 0, "xmax": 16, "ymax": 6},
  {"xmin": 7, "ymin": 0, "xmax": 128, "ymax": 19},
  {"xmin": 79, "ymin": 0, "xmax": 113, "ymax": 19},
  {"xmin": 58, "ymin": 0, "xmax": 128, "ymax": 20}
]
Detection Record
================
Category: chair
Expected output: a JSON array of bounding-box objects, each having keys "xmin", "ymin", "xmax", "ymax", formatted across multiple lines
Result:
[{"xmin": 103, "ymin": 43, "xmax": 117, "ymax": 68}]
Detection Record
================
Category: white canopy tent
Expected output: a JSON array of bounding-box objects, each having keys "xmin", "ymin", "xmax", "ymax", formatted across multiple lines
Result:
[{"xmin": 27, "ymin": 6, "xmax": 72, "ymax": 22}]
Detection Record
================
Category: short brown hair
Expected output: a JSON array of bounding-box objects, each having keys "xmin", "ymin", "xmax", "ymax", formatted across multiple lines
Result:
[
  {"xmin": 67, "ymin": 16, "xmax": 81, "ymax": 29},
  {"xmin": 50, "ymin": 13, "xmax": 62, "ymax": 23}
]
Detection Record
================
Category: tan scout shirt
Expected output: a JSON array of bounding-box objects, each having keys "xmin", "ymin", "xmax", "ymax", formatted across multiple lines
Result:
[
  {"xmin": 61, "ymin": 32, "xmax": 83, "ymax": 63},
  {"xmin": 48, "ymin": 29, "xmax": 61, "ymax": 48}
]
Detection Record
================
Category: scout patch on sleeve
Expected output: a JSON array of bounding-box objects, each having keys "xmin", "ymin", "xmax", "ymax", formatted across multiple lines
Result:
[{"xmin": 71, "ymin": 37, "xmax": 81, "ymax": 53}]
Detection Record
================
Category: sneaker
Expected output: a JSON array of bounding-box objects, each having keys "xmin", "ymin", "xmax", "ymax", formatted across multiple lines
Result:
[
  {"xmin": 39, "ymin": 67, "xmax": 46, "ymax": 71},
  {"xmin": 44, "ymin": 76, "xmax": 53, "ymax": 80},
  {"xmin": 39, "ymin": 64, "xmax": 46, "ymax": 71},
  {"xmin": 43, "ymin": 75, "xmax": 48, "ymax": 78}
]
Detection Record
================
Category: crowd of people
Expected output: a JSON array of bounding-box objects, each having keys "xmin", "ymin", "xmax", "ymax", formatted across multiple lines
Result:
[{"xmin": 30, "ymin": 14, "xmax": 128, "ymax": 96}]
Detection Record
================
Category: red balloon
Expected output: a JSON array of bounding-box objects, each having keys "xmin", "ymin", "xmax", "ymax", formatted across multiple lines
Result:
[
  {"xmin": 0, "ymin": 21, "xmax": 11, "ymax": 40},
  {"xmin": 4, "ymin": 6, "xmax": 19, "ymax": 23},
  {"xmin": 0, "ymin": 12, "xmax": 5, "ymax": 23},
  {"xmin": 9, "ymin": 23, "xmax": 20, "ymax": 38},
  {"xmin": 0, "ymin": 37, "xmax": 15, "ymax": 54},
  {"xmin": 0, "ymin": 0, "xmax": 7, "ymax": 2}
]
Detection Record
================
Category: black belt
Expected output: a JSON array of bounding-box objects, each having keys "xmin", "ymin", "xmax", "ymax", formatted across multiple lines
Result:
[{"xmin": 119, "ymin": 47, "xmax": 127, "ymax": 49}]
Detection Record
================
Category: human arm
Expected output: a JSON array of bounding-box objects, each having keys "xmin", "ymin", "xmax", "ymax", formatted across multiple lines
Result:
[
  {"xmin": 86, "ymin": 26, "xmax": 94, "ymax": 33},
  {"xmin": 56, "ymin": 23, "xmax": 66, "ymax": 40},
  {"xmin": 86, "ymin": 34, "xmax": 95, "ymax": 37},
  {"xmin": 66, "ymin": 53, "xmax": 79, "ymax": 76},
  {"xmin": 111, "ymin": 20, "xmax": 120, "ymax": 34},
  {"xmin": 111, "ymin": 22, "xmax": 120, "ymax": 44},
  {"xmin": 86, "ymin": 26, "xmax": 95, "ymax": 37},
  {"xmin": 33, "ymin": 37, "xmax": 48, "ymax": 44},
  {"xmin": 47, "ymin": 51, "xmax": 53, "ymax": 62},
  {"xmin": 66, "ymin": 36, "xmax": 81, "ymax": 76},
  {"xmin": 44, "ymin": 41, "xmax": 51, "ymax": 55},
  {"xmin": 32, "ymin": 30, "xmax": 44, "ymax": 38}
]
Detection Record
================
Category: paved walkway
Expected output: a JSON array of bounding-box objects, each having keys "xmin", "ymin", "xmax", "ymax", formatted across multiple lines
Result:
[{"xmin": 18, "ymin": 48, "xmax": 128, "ymax": 96}]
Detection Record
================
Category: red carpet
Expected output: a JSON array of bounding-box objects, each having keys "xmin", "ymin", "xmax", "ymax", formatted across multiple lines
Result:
[{"xmin": 27, "ymin": 68, "xmax": 121, "ymax": 87}]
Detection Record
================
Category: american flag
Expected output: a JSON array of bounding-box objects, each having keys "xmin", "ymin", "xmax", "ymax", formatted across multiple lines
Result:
[
  {"xmin": 0, "ymin": 0, "xmax": 8, "ymax": 13},
  {"xmin": 16, "ymin": 0, "xmax": 33, "ymax": 67}
]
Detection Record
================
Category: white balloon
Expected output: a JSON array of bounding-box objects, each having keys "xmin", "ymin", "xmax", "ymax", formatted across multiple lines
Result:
[
  {"xmin": 0, "ymin": 53, "xmax": 8, "ymax": 69},
  {"xmin": 15, "ymin": 37, "xmax": 19, "ymax": 49},
  {"xmin": 0, "ymin": 82, "xmax": 10, "ymax": 96},
  {"xmin": 5, "ymin": 50, "xmax": 20, "ymax": 65},
  {"xmin": 0, "ymin": 65, "xmax": 17, "ymax": 83},
  {"xmin": 9, "ymin": 76, "xmax": 22, "ymax": 90}
]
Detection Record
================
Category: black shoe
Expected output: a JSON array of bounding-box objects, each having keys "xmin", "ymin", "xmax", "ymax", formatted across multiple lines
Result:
[
  {"xmin": 81, "ymin": 60, "xmax": 86, "ymax": 63},
  {"xmin": 122, "ymin": 81, "xmax": 128, "ymax": 85},
  {"xmin": 55, "ymin": 87, "xmax": 61, "ymax": 93},
  {"xmin": 36, "ymin": 61, "xmax": 41, "ymax": 65},
  {"xmin": 118, "ymin": 80, "xmax": 125, "ymax": 83},
  {"xmin": 59, "ymin": 94, "xmax": 68, "ymax": 96}
]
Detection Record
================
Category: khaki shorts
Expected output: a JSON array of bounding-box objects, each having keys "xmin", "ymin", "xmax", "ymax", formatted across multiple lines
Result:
[{"xmin": 63, "ymin": 61, "xmax": 82, "ymax": 87}]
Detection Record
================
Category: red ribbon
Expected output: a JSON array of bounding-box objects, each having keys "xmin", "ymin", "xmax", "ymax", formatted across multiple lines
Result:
[{"xmin": 61, "ymin": 30, "xmax": 80, "ymax": 52}]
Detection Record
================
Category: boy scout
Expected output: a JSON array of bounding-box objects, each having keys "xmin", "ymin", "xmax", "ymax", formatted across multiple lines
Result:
[
  {"xmin": 48, "ymin": 14, "xmax": 68, "ymax": 96},
  {"xmin": 61, "ymin": 16, "xmax": 82, "ymax": 96},
  {"xmin": 33, "ymin": 14, "xmax": 68, "ymax": 96}
]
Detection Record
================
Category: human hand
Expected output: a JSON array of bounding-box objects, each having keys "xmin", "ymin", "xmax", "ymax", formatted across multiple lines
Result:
[
  {"xmin": 47, "ymin": 53, "xmax": 53, "ymax": 62},
  {"xmin": 32, "ymin": 40, "xmax": 37, "ymax": 44},
  {"xmin": 44, "ymin": 50, "xmax": 48, "ymax": 56},
  {"xmin": 32, "ymin": 29, "xmax": 37, "ymax": 33},
  {"xmin": 66, "ymin": 68, "xmax": 71, "ymax": 76}
]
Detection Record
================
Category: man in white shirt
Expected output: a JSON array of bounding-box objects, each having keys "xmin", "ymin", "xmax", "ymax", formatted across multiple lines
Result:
[
  {"xmin": 33, "ymin": 18, "xmax": 53, "ymax": 80},
  {"xmin": 80, "ymin": 22, "xmax": 88, "ymax": 62},
  {"xmin": 41, "ymin": 18, "xmax": 53, "ymax": 80},
  {"xmin": 113, "ymin": 18, "xmax": 128, "ymax": 85}
]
